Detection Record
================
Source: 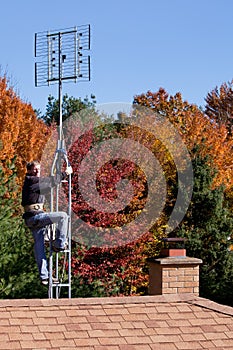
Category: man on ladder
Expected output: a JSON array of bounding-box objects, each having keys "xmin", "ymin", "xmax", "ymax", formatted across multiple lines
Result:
[{"xmin": 21, "ymin": 160, "xmax": 72, "ymax": 286}]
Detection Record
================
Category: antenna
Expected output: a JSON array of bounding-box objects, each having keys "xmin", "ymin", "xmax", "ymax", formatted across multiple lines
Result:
[
  {"xmin": 35, "ymin": 25, "xmax": 91, "ymax": 138},
  {"xmin": 34, "ymin": 25, "xmax": 91, "ymax": 298}
]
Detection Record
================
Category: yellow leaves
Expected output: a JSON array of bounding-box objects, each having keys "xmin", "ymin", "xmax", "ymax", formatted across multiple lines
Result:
[{"xmin": 134, "ymin": 89, "xmax": 233, "ymax": 190}]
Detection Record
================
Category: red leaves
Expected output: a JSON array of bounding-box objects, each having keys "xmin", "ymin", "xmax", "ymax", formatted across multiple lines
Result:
[
  {"xmin": 71, "ymin": 238, "xmax": 149, "ymax": 295},
  {"xmin": 67, "ymin": 123, "xmax": 150, "ymax": 247}
]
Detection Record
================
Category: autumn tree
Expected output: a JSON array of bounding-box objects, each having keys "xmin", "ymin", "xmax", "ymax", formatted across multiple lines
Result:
[
  {"xmin": 177, "ymin": 154, "xmax": 233, "ymax": 306},
  {"xmin": 64, "ymin": 119, "xmax": 152, "ymax": 295},
  {"xmin": 204, "ymin": 80, "xmax": 233, "ymax": 211},
  {"xmin": 38, "ymin": 100, "xmax": 164, "ymax": 296},
  {"xmin": 71, "ymin": 238, "xmax": 149, "ymax": 297},
  {"xmin": 205, "ymin": 80, "xmax": 233, "ymax": 138},
  {"xmin": 133, "ymin": 89, "xmax": 233, "ymax": 190},
  {"xmin": 0, "ymin": 76, "xmax": 53, "ymax": 298},
  {"xmin": 0, "ymin": 76, "xmax": 51, "ymax": 185},
  {"xmin": 134, "ymin": 88, "xmax": 233, "ymax": 303}
]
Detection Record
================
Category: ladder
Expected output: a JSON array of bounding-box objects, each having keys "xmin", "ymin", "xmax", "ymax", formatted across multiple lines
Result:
[
  {"xmin": 48, "ymin": 142, "xmax": 72, "ymax": 298},
  {"xmin": 47, "ymin": 221, "xmax": 72, "ymax": 298}
]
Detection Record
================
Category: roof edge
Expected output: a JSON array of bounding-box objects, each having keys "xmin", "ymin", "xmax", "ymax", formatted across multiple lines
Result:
[{"xmin": 0, "ymin": 294, "xmax": 232, "ymax": 316}]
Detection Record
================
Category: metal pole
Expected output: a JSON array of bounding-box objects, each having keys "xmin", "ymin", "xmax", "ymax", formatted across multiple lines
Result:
[
  {"xmin": 68, "ymin": 173, "xmax": 72, "ymax": 298},
  {"xmin": 58, "ymin": 31, "xmax": 62, "ymax": 141}
]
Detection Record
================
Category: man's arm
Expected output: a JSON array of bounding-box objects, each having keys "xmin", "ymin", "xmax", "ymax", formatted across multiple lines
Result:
[{"xmin": 30, "ymin": 174, "xmax": 66, "ymax": 193}]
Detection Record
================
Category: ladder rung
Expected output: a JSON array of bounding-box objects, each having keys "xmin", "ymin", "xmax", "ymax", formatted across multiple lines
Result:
[
  {"xmin": 51, "ymin": 283, "xmax": 70, "ymax": 287},
  {"xmin": 53, "ymin": 248, "xmax": 70, "ymax": 253}
]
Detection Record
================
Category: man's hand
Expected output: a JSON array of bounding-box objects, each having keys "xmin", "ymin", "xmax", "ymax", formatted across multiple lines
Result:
[{"xmin": 65, "ymin": 166, "xmax": 73, "ymax": 176}]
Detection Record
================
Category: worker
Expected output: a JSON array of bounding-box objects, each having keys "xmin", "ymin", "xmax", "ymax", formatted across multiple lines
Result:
[{"xmin": 21, "ymin": 160, "xmax": 72, "ymax": 285}]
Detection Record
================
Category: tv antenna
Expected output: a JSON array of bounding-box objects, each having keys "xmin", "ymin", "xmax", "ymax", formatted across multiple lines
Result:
[{"xmin": 34, "ymin": 25, "xmax": 91, "ymax": 298}]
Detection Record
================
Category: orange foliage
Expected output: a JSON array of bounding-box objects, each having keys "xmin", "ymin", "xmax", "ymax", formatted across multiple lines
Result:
[
  {"xmin": 0, "ymin": 76, "xmax": 51, "ymax": 185},
  {"xmin": 134, "ymin": 89, "xmax": 233, "ymax": 189}
]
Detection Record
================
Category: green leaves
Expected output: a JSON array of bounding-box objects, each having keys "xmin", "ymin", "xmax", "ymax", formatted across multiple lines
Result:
[
  {"xmin": 177, "ymin": 154, "xmax": 233, "ymax": 306},
  {"xmin": 0, "ymin": 163, "xmax": 45, "ymax": 299},
  {"xmin": 41, "ymin": 93, "xmax": 96, "ymax": 125}
]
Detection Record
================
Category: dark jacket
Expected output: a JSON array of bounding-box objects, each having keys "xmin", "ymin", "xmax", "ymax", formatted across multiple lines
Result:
[
  {"xmin": 21, "ymin": 175, "xmax": 56, "ymax": 207},
  {"xmin": 21, "ymin": 173, "xmax": 64, "ymax": 218}
]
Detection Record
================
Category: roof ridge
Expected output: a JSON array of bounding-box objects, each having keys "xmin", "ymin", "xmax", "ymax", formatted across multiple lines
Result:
[
  {"xmin": 0, "ymin": 294, "xmax": 197, "ymax": 309},
  {"xmin": 0, "ymin": 295, "xmax": 233, "ymax": 317},
  {"xmin": 188, "ymin": 297, "xmax": 233, "ymax": 316}
]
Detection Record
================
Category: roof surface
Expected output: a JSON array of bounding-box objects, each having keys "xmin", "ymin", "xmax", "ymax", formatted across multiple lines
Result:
[{"xmin": 0, "ymin": 294, "xmax": 233, "ymax": 350}]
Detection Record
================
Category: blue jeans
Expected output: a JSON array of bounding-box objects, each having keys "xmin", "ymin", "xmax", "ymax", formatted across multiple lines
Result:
[{"xmin": 25, "ymin": 211, "xmax": 68, "ymax": 280}]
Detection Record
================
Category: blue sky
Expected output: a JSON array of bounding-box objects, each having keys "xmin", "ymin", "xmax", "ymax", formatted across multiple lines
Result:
[{"xmin": 1, "ymin": 0, "xmax": 233, "ymax": 113}]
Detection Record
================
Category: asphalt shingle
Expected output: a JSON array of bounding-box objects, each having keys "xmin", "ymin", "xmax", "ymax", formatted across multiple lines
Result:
[{"xmin": 0, "ymin": 294, "xmax": 232, "ymax": 349}]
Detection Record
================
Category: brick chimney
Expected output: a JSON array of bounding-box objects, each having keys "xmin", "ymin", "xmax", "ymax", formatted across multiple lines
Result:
[{"xmin": 148, "ymin": 238, "xmax": 202, "ymax": 296}]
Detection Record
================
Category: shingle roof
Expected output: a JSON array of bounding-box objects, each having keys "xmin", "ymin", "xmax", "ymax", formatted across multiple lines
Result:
[{"xmin": 1, "ymin": 294, "xmax": 233, "ymax": 350}]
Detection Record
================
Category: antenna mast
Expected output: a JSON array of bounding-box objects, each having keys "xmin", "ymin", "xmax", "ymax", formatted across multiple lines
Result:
[{"xmin": 34, "ymin": 25, "xmax": 91, "ymax": 298}]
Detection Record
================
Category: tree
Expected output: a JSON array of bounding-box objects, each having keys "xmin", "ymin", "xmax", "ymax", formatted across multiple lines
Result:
[
  {"xmin": 177, "ymin": 153, "xmax": 233, "ymax": 306},
  {"xmin": 133, "ymin": 88, "xmax": 233, "ymax": 305},
  {"xmin": 0, "ymin": 76, "xmax": 50, "ymax": 186},
  {"xmin": 45, "ymin": 103, "xmax": 166, "ymax": 296},
  {"xmin": 204, "ymin": 80, "xmax": 233, "ymax": 212},
  {"xmin": 71, "ymin": 238, "xmax": 149, "ymax": 297},
  {"xmin": 40, "ymin": 93, "xmax": 96, "ymax": 125},
  {"xmin": 133, "ymin": 89, "xmax": 233, "ymax": 190},
  {"xmin": 205, "ymin": 80, "xmax": 233, "ymax": 138},
  {"xmin": 65, "ymin": 120, "xmax": 150, "ymax": 295}
]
